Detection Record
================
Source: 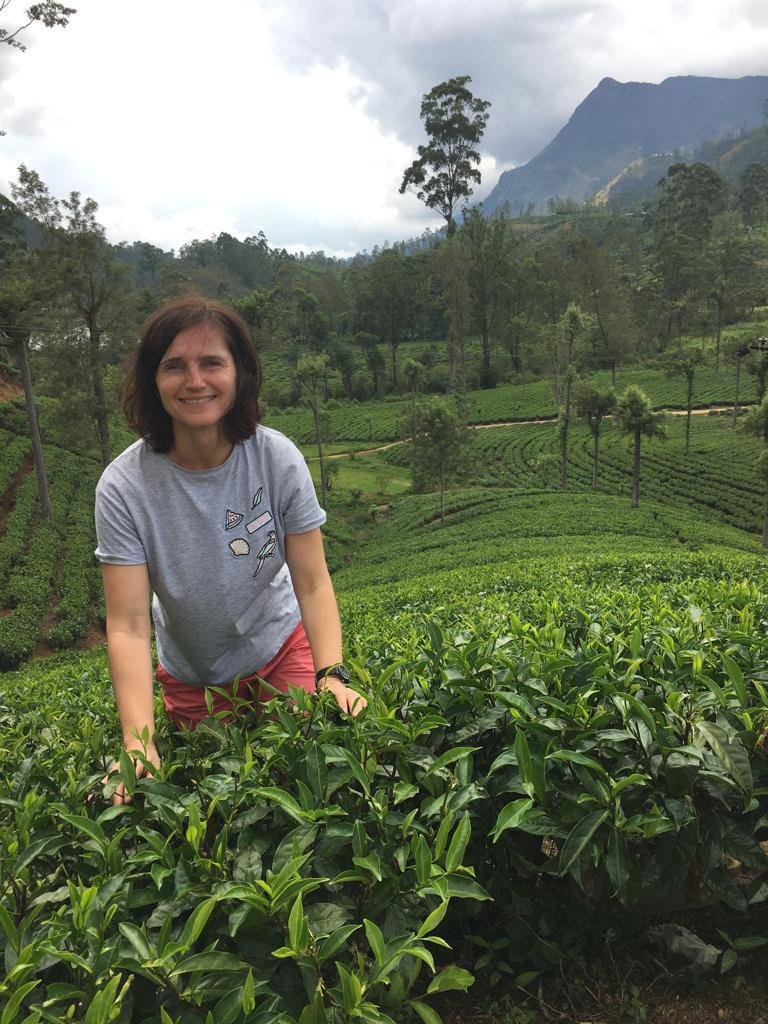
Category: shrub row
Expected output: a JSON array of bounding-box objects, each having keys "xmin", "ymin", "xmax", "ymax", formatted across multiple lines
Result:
[
  {"xmin": 0, "ymin": 453, "xmax": 81, "ymax": 669},
  {"xmin": 0, "ymin": 558, "xmax": 767, "ymax": 1021},
  {"xmin": 47, "ymin": 465, "xmax": 100, "ymax": 648},
  {"xmin": 0, "ymin": 431, "xmax": 31, "ymax": 497}
]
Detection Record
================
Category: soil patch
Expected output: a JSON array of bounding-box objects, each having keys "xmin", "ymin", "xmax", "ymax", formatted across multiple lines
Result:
[
  {"xmin": 440, "ymin": 963, "xmax": 768, "ymax": 1024},
  {"xmin": 81, "ymin": 621, "xmax": 107, "ymax": 649},
  {"xmin": 0, "ymin": 455, "xmax": 33, "ymax": 531},
  {"xmin": 31, "ymin": 619, "xmax": 106, "ymax": 661},
  {"xmin": 0, "ymin": 369, "xmax": 22, "ymax": 403}
]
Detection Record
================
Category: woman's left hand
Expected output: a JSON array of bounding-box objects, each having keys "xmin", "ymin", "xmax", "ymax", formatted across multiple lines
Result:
[{"xmin": 320, "ymin": 678, "xmax": 367, "ymax": 715}]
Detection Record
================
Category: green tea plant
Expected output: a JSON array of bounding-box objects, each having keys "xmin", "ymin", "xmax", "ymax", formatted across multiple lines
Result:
[{"xmin": 1, "ymin": 555, "xmax": 767, "ymax": 1022}]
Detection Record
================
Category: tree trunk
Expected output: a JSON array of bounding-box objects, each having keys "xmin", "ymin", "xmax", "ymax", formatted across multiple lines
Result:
[
  {"xmin": 685, "ymin": 374, "xmax": 693, "ymax": 454},
  {"xmin": 560, "ymin": 376, "xmax": 573, "ymax": 491},
  {"xmin": 389, "ymin": 337, "xmax": 399, "ymax": 388},
  {"xmin": 715, "ymin": 306, "xmax": 722, "ymax": 372},
  {"xmin": 13, "ymin": 334, "xmax": 52, "ymax": 522},
  {"xmin": 312, "ymin": 404, "xmax": 328, "ymax": 509},
  {"xmin": 592, "ymin": 429, "xmax": 599, "ymax": 489},
  {"xmin": 611, "ymin": 363, "xmax": 617, "ymax": 388},
  {"xmin": 88, "ymin": 323, "xmax": 111, "ymax": 469},
  {"xmin": 439, "ymin": 460, "xmax": 445, "ymax": 525},
  {"xmin": 732, "ymin": 361, "xmax": 742, "ymax": 428},
  {"xmin": 481, "ymin": 317, "xmax": 491, "ymax": 380},
  {"xmin": 632, "ymin": 429, "xmax": 641, "ymax": 508}
]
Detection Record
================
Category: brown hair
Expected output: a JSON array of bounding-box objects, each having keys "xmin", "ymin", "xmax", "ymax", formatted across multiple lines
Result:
[{"xmin": 122, "ymin": 295, "xmax": 262, "ymax": 452}]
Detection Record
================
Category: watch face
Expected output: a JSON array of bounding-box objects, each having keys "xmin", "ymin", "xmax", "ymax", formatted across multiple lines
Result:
[{"xmin": 329, "ymin": 665, "xmax": 350, "ymax": 684}]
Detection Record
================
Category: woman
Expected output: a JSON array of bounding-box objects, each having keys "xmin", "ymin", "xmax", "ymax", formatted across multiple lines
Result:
[{"xmin": 95, "ymin": 296, "xmax": 365, "ymax": 803}]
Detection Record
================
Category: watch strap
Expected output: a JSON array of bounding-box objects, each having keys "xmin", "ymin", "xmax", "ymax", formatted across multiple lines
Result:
[{"xmin": 315, "ymin": 664, "xmax": 349, "ymax": 686}]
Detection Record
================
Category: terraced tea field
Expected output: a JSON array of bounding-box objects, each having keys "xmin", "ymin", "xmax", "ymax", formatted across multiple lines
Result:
[
  {"xmin": 265, "ymin": 366, "xmax": 757, "ymax": 444},
  {"xmin": 0, "ymin": 427, "xmax": 101, "ymax": 669},
  {"xmin": 460, "ymin": 414, "xmax": 763, "ymax": 533}
]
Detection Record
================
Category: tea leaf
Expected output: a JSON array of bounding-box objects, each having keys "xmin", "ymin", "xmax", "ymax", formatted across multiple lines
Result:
[
  {"xmin": 171, "ymin": 951, "xmax": 246, "ymax": 975},
  {"xmin": 445, "ymin": 813, "xmax": 471, "ymax": 872},
  {"xmin": 364, "ymin": 918, "xmax": 387, "ymax": 966},
  {"xmin": 409, "ymin": 1000, "xmax": 442, "ymax": 1024},
  {"xmin": 427, "ymin": 966, "xmax": 474, "ymax": 993},
  {"xmin": 424, "ymin": 747, "xmax": 480, "ymax": 778},
  {"xmin": 560, "ymin": 810, "xmax": 609, "ymax": 876},
  {"xmin": 491, "ymin": 798, "xmax": 534, "ymax": 842}
]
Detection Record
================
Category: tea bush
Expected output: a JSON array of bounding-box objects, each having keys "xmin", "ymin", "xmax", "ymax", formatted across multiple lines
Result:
[
  {"xmin": 330, "ymin": 489, "xmax": 759, "ymax": 590},
  {"xmin": 1, "ymin": 554, "xmax": 767, "ymax": 1022}
]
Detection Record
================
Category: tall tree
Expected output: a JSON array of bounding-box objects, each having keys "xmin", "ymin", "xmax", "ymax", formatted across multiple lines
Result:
[
  {"xmin": 569, "ymin": 235, "xmax": 636, "ymax": 383},
  {"xmin": 0, "ymin": 196, "xmax": 51, "ymax": 518},
  {"xmin": 436, "ymin": 234, "xmax": 471, "ymax": 393},
  {"xmin": 295, "ymin": 354, "xmax": 330, "ymax": 509},
  {"xmin": 575, "ymin": 380, "xmax": 616, "ymax": 490},
  {"xmin": 616, "ymin": 386, "xmax": 665, "ymax": 508},
  {"xmin": 665, "ymin": 344, "xmax": 706, "ymax": 455},
  {"xmin": 653, "ymin": 162, "xmax": 727, "ymax": 343},
  {"xmin": 707, "ymin": 215, "xmax": 763, "ymax": 370},
  {"xmin": 727, "ymin": 339, "xmax": 750, "ymax": 428},
  {"xmin": 399, "ymin": 75, "xmax": 490, "ymax": 235},
  {"xmin": 11, "ymin": 166, "xmax": 133, "ymax": 468},
  {"xmin": 355, "ymin": 331, "xmax": 385, "ymax": 397},
  {"xmin": 403, "ymin": 356, "xmax": 426, "ymax": 435},
  {"xmin": 327, "ymin": 339, "xmax": 356, "ymax": 399},
  {"xmin": 744, "ymin": 345, "xmax": 768, "ymax": 404},
  {"xmin": 546, "ymin": 300, "xmax": 588, "ymax": 490},
  {"xmin": 359, "ymin": 250, "xmax": 414, "ymax": 388},
  {"xmin": 742, "ymin": 397, "xmax": 768, "ymax": 548},
  {"xmin": 410, "ymin": 397, "xmax": 469, "ymax": 524},
  {"xmin": 460, "ymin": 206, "xmax": 513, "ymax": 387},
  {"xmin": 738, "ymin": 163, "xmax": 768, "ymax": 228}
]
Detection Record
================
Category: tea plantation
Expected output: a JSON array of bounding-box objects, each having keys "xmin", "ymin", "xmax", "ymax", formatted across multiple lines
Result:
[{"xmin": 1, "ymin": 379, "xmax": 768, "ymax": 1023}]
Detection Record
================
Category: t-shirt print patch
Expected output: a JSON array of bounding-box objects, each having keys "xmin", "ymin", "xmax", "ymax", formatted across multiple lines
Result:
[
  {"xmin": 225, "ymin": 509, "xmax": 244, "ymax": 530},
  {"xmin": 224, "ymin": 486, "xmax": 276, "ymax": 577}
]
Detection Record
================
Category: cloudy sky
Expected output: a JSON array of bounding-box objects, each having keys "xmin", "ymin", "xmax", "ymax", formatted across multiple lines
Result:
[{"xmin": 0, "ymin": 0, "xmax": 766, "ymax": 257}]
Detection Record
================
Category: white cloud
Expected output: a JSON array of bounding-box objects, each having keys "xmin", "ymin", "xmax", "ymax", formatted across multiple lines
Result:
[{"xmin": 0, "ymin": 0, "xmax": 765, "ymax": 254}]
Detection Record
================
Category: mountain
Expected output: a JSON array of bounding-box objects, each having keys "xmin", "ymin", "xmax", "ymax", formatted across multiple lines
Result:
[{"xmin": 482, "ymin": 75, "xmax": 768, "ymax": 215}]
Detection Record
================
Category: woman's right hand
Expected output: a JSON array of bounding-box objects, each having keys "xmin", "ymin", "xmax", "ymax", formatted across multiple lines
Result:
[{"xmin": 102, "ymin": 740, "xmax": 161, "ymax": 805}]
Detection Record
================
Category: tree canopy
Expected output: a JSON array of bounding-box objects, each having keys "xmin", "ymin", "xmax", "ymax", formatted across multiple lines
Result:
[{"xmin": 399, "ymin": 76, "xmax": 490, "ymax": 234}]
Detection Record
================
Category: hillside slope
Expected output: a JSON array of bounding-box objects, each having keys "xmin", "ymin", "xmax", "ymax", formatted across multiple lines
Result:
[{"xmin": 483, "ymin": 74, "xmax": 768, "ymax": 214}]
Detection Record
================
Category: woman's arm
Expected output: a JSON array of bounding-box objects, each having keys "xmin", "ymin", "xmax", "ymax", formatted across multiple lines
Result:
[
  {"xmin": 285, "ymin": 528, "xmax": 366, "ymax": 715},
  {"xmin": 101, "ymin": 563, "xmax": 160, "ymax": 800}
]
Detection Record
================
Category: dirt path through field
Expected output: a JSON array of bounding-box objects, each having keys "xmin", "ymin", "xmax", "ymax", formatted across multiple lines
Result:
[{"xmin": 321, "ymin": 404, "xmax": 743, "ymax": 460}]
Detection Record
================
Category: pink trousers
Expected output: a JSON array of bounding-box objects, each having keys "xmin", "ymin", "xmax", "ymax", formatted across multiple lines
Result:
[{"xmin": 158, "ymin": 622, "xmax": 314, "ymax": 729}]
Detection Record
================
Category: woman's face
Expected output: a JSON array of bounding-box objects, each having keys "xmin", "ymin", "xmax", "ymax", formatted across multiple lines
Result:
[{"xmin": 155, "ymin": 322, "xmax": 237, "ymax": 439}]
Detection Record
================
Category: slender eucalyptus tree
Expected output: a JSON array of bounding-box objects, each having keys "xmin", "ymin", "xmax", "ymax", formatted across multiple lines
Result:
[
  {"xmin": 665, "ymin": 344, "xmax": 706, "ymax": 455},
  {"xmin": 296, "ymin": 353, "xmax": 330, "ymax": 508},
  {"xmin": 616, "ymin": 386, "xmax": 665, "ymax": 509},
  {"xmin": 575, "ymin": 381, "xmax": 616, "ymax": 490}
]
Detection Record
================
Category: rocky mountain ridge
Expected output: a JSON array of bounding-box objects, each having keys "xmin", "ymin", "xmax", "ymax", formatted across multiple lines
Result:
[{"xmin": 482, "ymin": 74, "xmax": 768, "ymax": 215}]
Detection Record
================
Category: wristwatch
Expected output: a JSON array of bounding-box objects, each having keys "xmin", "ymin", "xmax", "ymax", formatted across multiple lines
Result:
[{"xmin": 315, "ymin": 664, "xmax": 350, "ymax": 688}]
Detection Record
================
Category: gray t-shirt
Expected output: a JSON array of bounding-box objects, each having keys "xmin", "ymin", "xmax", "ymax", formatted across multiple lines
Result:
[{"xmin": 94, "ymin": 427, "xmax": 326, "ymax": 685}]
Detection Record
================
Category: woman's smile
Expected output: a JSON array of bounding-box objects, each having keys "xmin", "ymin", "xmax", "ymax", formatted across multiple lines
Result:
[{"xmin": 155, "ymin": 323, "xmax": 237, "ymax": 436}]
